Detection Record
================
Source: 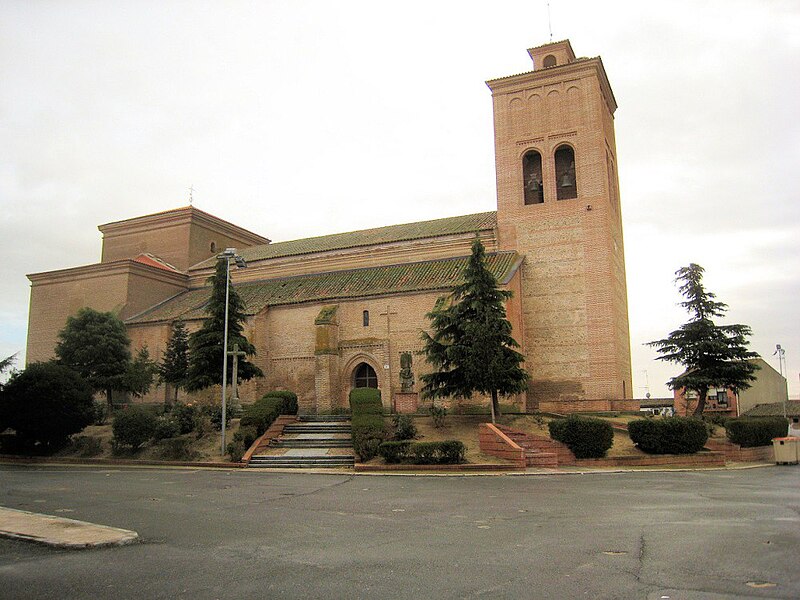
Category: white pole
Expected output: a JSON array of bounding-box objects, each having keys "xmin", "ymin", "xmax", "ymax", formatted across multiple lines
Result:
[{"xmin": 221, "ymin": 257, "xmax": 231, "ymax": 455}]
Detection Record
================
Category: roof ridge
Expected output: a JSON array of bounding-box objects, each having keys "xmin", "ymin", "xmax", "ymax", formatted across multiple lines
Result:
[{"xmin": 188, "ymin": 210, "xmax": 497, "ymax": 270}]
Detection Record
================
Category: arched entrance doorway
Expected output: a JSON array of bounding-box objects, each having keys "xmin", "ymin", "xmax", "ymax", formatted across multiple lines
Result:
[{"xmin": 353, "ymin": 362, "xmax": 379, "ymax": 389}]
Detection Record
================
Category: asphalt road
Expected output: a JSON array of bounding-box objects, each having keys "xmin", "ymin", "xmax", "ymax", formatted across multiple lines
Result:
[{"xmin": 0, "ymin": 465, "xmax": 798, "ymax": 599}]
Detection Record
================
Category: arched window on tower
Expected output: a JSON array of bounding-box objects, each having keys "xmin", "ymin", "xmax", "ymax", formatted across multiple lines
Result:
[
  {"xmin": 522, "ymin": 150, "xmax": 544, "ymax": 205},
  {"xmin": 542, "ymin": 54, "xmax": 557, "ymax": 68},
  {"xmin": 555, "ymin": 145, "xmax": 577, "ymax": 200}
]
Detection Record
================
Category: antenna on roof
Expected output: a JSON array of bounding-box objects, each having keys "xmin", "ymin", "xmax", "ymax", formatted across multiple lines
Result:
[
  {"xmin": 547, "ymin": 1, "xmax": 553, "ymax": 42},
  {"xmin": 188, "ymin": 184, "xmax": 195, "ymax": 206}
]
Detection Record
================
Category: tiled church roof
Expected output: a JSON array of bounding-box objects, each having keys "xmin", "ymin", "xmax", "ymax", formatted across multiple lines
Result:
[
  {"xmin": 127, "ymin": 250, "xmax": 520, "ymax": 325},
  {"xmin": 190, "ymin": 211, "xmax": 497, "ymax": 269},
  {"xmin": 741, "ymin": 401, "xmax": 800, "ymax": 418}
]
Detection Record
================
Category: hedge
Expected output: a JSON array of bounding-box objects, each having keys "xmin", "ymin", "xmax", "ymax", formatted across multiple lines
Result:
[
  {"xmin": 113, "ymin": 406, "xmax": 158, "ymax": 449},
  {"xmin": 548, "ymin": 415, "xmax": 614, "ymax": 459},
  {"xmin": 349, "ymin": 388, "xmax": 386, "ymax": 461},
  {"xmin": 240, "ymin": 397, "xmax": 283, "ymax": 436},
  {"xmin": 378, "ymin": 440, "xmax": 465, "ymax": 465},
  {"xmin": 725, "ymin": 417, "xmax": 788, "ymax": 448},
  {"xmin": 262, "ymin": 390, "xmax": 298, "ymax": 415},
  {"xmin": 627, "ymin": 417, "xmax": 708, "ymax": 454}
]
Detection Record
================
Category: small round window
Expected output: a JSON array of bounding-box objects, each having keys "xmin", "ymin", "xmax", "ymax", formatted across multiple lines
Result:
[{"xmin": 543, "ymin": 54, "xmax": 557, "ymax": 68}]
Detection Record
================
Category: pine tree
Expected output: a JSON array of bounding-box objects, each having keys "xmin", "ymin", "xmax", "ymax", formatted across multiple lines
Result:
[
  {"xmin": 55, "ymin": 307, "xmax": 132, "ymax": 414},
  {"xmin": 185, "ymin": 260, "xmax": 263, "ymax": 392},
  {"xmin": 648, "ymin": 263, "xmax": 759, "ymax": 415},
  {"xmin": 160, "ymin": 320, "xmax": 189, "ymax": 404},
  {"xmin": 124, "ymin": 345, "xmax": 159, "ymax": 399},
  {"xmin": 420, "ymin": 238, "xmax": 529, "ymax": 423}
]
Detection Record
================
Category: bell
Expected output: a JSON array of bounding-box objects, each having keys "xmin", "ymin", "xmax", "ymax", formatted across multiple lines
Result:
[
  {"xmin": 561, "ymin": 172, "xmax": 574, "ymax": 187},
  {"xmin": 529, "ymin": 178, "xmax": 540, "ymax": 192}
]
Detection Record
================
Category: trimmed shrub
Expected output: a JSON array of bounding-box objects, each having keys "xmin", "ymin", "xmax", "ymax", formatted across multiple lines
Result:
[
  {"xmin": 349, "ymin": 388, "xmax": 386, "ymax": 461},
  {"xmin": 153, "ymin": 416, "xmax": 181, "ymax": 441},
  {"xmin": 240, "ymin": 397, "xmax": 283, "ymax": 436},
  {"xmin": 227, "ymin": 440, "xmax": 246, "ymax": 462},
  {"xmin": 392, "ymin": 415, "xmax": 417, "ymax": 440},
  {"xmin": 157, "ymin": 437, "xmax": 197, "ymax": 461},
  {"xmin": 234, "ymin": 425, "xmax": 259, "ymax": 451},
  {"xmin": 171, "ymin": 403, "xmax": 198, "ymax": 434},
  {"xmin": 263, "ymin": 391, "xmax": 298, "ymax": 415},
  {"xmin": 548, "ymin": 415, "xmax": 614, "ymax": 459},
  {"xmin": 628, "ymin": 417, "xmax": 708, "ymax": 454},
  {"xmin": 725, "ymin": 417, "xmax": 788, "ymax": 448},
  {"xmin": 350, "ymin": 388, "xmax": 384, "ymax": 414},
  {"xmin": 113, "ymin": 406, "xmax": 158, "ymax": 449},
  {"xmin": 378, "ymin": 440, "xmax": 465, "ymax": 465},
  {"xmin": 379, "ymin": 441, "xmax": 412, "ymax": 463},
  {"xmin": 0, "ymin": 361, "xmax": 95, "ymax": 451}
]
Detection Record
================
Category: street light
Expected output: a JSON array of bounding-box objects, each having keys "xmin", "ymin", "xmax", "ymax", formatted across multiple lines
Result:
[
  {"xmin": 774, "ymin": 344, "xmax": 788, "ymax": 422},
  {"xmin": 218, "ymin": 248, "xmax": 247, "ymax": 454}
]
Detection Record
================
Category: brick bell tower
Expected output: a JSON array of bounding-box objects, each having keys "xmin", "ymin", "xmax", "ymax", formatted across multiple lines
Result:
[{"xmin": 487, "ymin": 40, "xmax": 632, "ymax": 410}]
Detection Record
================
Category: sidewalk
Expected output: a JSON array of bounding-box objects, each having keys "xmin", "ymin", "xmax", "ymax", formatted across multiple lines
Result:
[{"xmin": 0, "ymin": 507, "xmax": 139, "ymax": 549}]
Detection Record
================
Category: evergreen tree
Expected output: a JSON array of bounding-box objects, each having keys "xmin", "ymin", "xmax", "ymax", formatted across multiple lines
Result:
[
  {"xmin": 160, "ymin": 319, "xmax": 189, "ymax": 404},
  {"xmin": 420, "ymin": 238, "xmax": 529, "ymax": 423},
  {"xmin": 648, "ymin": 263, "xmax": 759, "ymax": 415},
  {"xmin": 0, "ymin": 361, "xmax": 95, "ymax": 450},
  {"xmin": 55, "ymin": 308, "xmax": 131, "ymax": 414},
  {"xmin": 185, "ymin": 260, "xmax": 263, "ymax": 392},
  {"xmin": 123, "ymin": 345, "xmax": 159, "ymax": 399}
]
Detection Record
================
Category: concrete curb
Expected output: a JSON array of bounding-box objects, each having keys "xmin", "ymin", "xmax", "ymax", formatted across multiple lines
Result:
[
  {"xmin": 0, "ymin": 507, "xmax": 139, "ymax": 549},
  {"xmin": 0, "ymin": 457, "xmax": 776, "ymax": 477}
]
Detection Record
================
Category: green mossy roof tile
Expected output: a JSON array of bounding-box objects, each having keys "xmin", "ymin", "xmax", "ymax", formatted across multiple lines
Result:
[{"xmin": 127, "ymin": 251, "xmax": 519, "ymax": 325}]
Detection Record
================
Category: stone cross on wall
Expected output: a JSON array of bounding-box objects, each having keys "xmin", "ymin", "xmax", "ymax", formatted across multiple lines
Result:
[{"xmin": 227, "ymin": 342, "xmax": 246, "ymax": 401}]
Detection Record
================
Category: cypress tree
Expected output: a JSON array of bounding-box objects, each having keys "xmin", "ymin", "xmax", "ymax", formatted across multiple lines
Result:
[
  {"xmin": 185, "ymin": 260, "xmax": 263, "ymax": 392},
  {"xmin": 160, "ymin": 319, "xmax": 189, "ymax": 404},
  {"xmin": 648, "ymin": 263, "xmax": 759, "ymax": 415},
  {"xmin": 420, "ymin": 238, "xmax": 529, "ymax": 422}
]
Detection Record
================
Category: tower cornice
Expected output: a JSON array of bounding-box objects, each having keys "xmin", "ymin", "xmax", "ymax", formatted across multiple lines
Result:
[{"xmin": 486, "ymin": 57, "xmax": 617, "ymax": 115}]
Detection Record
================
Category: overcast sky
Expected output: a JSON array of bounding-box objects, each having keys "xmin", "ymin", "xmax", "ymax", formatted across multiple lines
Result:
[{"xmin": 1, "ymin": 1, "xmax": 798, "ymax": 398}]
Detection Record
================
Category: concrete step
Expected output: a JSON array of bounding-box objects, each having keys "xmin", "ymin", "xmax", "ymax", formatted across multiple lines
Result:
[
  {"xmin": 297, "ymin": 415, "xmax": 350, "ymax": 422},
  {"xmin": 284, "ymin": 425, "xmax": 352, "ymax": 433},
  {"xmin": 272, "ymin": 439, "xmax": 353, "ymax": 448},
  {"xmin": 248, "ymin": 455, "xmax": 354, "ymax": 469}
]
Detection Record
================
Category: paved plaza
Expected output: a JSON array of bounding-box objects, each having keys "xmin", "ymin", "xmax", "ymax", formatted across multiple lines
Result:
[{"xmin": 0, "ymin": 465, "xmax": 798, "ymax": 599}]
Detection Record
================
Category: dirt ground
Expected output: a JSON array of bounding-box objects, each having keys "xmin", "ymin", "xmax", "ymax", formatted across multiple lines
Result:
[
  {"xmin": 409, "ymin": 415, "xmax": 508, "ymax": 464},
  {"xmin": 53, "ymin": 420, "xmax": 242, "ymax": 463}
]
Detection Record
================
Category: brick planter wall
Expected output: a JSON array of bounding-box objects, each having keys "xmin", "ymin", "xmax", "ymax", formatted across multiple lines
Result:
[{"xmin": 705, "ymin": 438, "xmax": 774, "ymax": 462}]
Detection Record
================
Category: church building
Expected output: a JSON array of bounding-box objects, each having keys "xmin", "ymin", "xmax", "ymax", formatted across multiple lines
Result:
[{"xmin": 25, "ymin": 40, "xmax": 634, "ymax": 414}]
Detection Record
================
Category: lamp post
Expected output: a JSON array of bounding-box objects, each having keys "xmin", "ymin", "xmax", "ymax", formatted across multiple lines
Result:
[
  {"xmin": 774, "ymin": 344, "xmax": 787, "ymax": 421},
  {"xmin": 218, "ymin": 248, "xmax": 247, "ymax": 455}
]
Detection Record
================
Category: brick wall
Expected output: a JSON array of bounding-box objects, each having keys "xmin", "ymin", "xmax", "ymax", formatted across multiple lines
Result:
[{"xmin": 488, "ymin": 42, "xmax": 632, "ymax": 410}]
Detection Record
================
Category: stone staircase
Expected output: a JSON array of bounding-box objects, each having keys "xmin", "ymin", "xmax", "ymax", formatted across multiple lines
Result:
[{"xmin": 247, "ymin": 415, "xmax": 355, "ymax": 469}]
